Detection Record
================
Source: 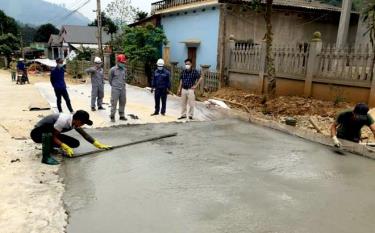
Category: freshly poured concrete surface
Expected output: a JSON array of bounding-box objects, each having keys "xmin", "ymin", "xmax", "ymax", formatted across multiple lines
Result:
[{"xmin": 62, "ymin": 120, "xmax": 375, "ymax": 233}]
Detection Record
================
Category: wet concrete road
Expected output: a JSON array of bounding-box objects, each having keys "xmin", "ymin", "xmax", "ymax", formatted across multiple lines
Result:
[{"xmin": 62, "ymin": 120, "xmax": 375, "ymax": 233}]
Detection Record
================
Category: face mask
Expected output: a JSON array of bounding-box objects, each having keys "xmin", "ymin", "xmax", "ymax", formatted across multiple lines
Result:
[
  {"xmin": 57, "ymin": 64, "xmax": 63, "ymax": 68},
  {"xmin": 95, "ymin": 63, "xmax": 102, "ymax": 68},
  {"xmin": 185, "ymin": 64, "xmax": 191, "ymax": 70},
  {"xmin": 118, "ymin": 63, "xmax": 125, "ymax": 69},
  {"xmin": 157, "ymin": 66, "xmax": 163, "ymax": 70}
]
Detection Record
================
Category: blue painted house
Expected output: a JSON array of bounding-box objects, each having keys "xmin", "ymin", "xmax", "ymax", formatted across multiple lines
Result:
[{"xmin": 149, "ymin": 0, "xmax": 359, "ymax": 72}]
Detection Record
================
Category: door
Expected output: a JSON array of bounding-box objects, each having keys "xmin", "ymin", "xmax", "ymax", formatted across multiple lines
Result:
[{"xmin": 187, "ymin": 47, "xmax": 197, "ymax": 69}]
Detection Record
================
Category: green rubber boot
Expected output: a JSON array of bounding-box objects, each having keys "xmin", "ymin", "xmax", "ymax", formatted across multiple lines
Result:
[{"xmin": 41, "ymin": 133, "xmax": 59, "ymax": 165}]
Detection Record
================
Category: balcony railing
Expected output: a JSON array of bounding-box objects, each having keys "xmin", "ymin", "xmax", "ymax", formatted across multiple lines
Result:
[{"xmin": 151, "ymin": 0, "xmax": 208, "ymax": 14}]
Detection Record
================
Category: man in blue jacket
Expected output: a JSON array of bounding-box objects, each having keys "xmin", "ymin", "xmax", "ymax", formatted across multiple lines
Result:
[
  {"xmin": 50, "ymin": 58, "xmax": 74, "ymax": 113},
  {"xmin": 151, "ymin": 59, "xmax": 171, "ymax": 116}
]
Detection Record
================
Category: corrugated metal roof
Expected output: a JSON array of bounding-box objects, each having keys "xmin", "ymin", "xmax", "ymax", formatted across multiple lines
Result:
[{"xmin": 60, "ymin": 25, "xmax": 112, "ymax": 44}]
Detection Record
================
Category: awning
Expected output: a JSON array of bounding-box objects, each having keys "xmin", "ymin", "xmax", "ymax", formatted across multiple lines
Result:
[
  {"xmin": 180, "ymin": 39, "xmax": 201, "ymax": 47},
  {"xmin": 70, "ymin": 43, "xmax": 99, "ymax": 51}
]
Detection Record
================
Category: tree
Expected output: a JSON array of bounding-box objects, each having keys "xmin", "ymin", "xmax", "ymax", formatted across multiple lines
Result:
[
  {"xmin": 122, "ymin": 23, "xmax": 167, "ymax": 64},
  {"xmin": 105, "ymin": 0, "xmax": 137, "ymax": 26},
  {"xmin": 134, "ymin": 10, "xmax": 148, "ymax": 22},
  {"xmin": 20, "ymin": 24, "xmax": 37, "ymax": 46},
  {"xmin": 120, "ymin": 23, "xmax": 167, "ymax": 85},
  {"xmin": 0, "ymin": 33, "xmax": 20, "ymax": 61},
  {"xmin": 246, "ymin": 0, "xmax": 275, "ymax": 96},
  {"xmin": 34, "ymin": 23, "xmax": 59, "ymax": 42},
  {"xmin": 89, "ymin": 12, "xmax": 118, "ymax": 36},
  {"xmin": 0, "ymin": 10, "xmax": 19, "ymax": 36}
]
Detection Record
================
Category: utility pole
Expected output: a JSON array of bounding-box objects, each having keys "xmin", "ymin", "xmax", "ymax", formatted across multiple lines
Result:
[
  {"xmin": 20, "ymin": 32, "xmax": 24, "ymax": 59},
  {"xmin": 96, "ymin": 0, "xmax": 103, "ymax": 60}
]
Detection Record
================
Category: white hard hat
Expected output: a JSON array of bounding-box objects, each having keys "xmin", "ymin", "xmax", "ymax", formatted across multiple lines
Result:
[
  {"xmin": 19, "ymin": 58, "xmax": 24, "ymax": 61},
  {"xmin": 156, "ymin": 58, "xmax": 164, "ymax": 66},
  {"xmin": 94, "ymin": 57, "xmax": 102, "ymax": 63}
]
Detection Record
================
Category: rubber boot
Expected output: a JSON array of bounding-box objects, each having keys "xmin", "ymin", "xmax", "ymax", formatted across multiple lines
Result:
[{"xmin": 42, "ymin": 133, "xmax": 59, "ymax": 165}]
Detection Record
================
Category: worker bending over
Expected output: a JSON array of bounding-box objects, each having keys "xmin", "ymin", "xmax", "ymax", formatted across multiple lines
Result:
[
  {"xmin": 31, "ymin": 110, "xmax": 111, "ymax": 165},
  {"xmin": 331, "ymin": 103, "xmax": 375, "ymax": 147}
]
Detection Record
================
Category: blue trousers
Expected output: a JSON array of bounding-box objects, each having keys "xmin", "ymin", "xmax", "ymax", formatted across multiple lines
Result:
[{"xmin": 154, "ymin": 88, "xmax": 167, "ymax": 114}]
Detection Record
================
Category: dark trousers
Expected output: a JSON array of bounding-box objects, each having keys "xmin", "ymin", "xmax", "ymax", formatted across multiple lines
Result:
[
  {"xmin": 154, "ymin": 88, "xmax": 167, "ymax": 114},
  {"xmin": 54, "ymin": 88, "xmax": 74, "ymax": 113},
  {"xmin": 30, "ymin": 127, "xmax": 80, "ymax": 148}
]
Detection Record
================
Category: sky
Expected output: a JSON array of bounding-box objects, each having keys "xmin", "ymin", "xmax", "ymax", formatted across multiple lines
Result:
[{"xmin": 44, "ymin": 0, "xmax": 157, "ymax": 20}]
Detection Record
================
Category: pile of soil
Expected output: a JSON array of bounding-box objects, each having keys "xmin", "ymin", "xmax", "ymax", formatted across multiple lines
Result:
[
  {"xmin": 211, "ymin": 87, "xmax": 375, "ymax": 141},
  {"xmin": 212, "ymin": 87, "xmax": 351, "ymax": 118}
]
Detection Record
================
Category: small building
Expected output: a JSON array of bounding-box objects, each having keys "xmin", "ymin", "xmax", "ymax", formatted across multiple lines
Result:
[
  {"xmin": 150, "ymin": 0, "xmax": 359, "ymax": 71},
  {"xmin": 47, "ymin": 25, "xmax": 112, "ymax": 60}
]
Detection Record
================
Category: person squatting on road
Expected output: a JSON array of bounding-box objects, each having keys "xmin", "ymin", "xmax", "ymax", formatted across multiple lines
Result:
[
  {"xmin": 151, "ymin": 59, "xmax": 171, "ymax": 116},
  {"xmin": 177, "ymin": 58, "xmax": 204, "ymax": 120},
  {"xmin": 85, "ymin": 57, "xmax": 105, "ymax": 111},
  {"xmin": 30, "ymin": 110, "xmax": 111, "ymax": 165},
  {"xmin": 330, "ymin": 103, "xmax": 375, "ymax": 147},
  {"xmin": 109, "ymin": 54, "xmax": 127, "ymax": 122},
  {"xmin": 50, "ymin": 58, "xmax": 74, "ymax": 113}
]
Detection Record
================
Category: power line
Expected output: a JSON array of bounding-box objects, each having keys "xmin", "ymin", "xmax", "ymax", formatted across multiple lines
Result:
[
  {"xmin": 48, "ymin": 0, "xmax": 91, "ymax": 24},
  {"xmin": 45, "ymin": 0, "xmax": 87, "ymax": 23}
]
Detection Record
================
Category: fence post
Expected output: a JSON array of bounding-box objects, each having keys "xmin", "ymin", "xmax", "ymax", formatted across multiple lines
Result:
[
  {"xmin": 224, "ymin": 35, "xmax": 236, "ymax": 86},
  {"xmin": 200, "ymin": 64, "xmax": 211, "ymax": 93},
  {"xmin": 258, "ymin": 40, "xmax": 267, "ymax": 94},
  {"xmin": 304, "ymin": 31, "xmax": 322, "ymax": 97}
]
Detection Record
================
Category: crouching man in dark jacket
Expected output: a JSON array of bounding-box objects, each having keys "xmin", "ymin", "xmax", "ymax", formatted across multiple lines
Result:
[{"xmin": 151, "ymin": 59, "xmax": 171, "ymax": 116}]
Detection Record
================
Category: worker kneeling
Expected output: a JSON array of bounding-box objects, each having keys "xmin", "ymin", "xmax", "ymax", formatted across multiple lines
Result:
[
  {"xmin": 30, "ymin": 110, "xmax": 111, "ymax": 165},
  {"xmin": 331, "ymin": 103, "xmax": 375, "ymax": 147}
]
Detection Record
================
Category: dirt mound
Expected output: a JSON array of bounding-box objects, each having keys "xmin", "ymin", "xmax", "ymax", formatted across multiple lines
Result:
[{"xmin": 212, "ymin": 87, "xmax": 351, "ymax": 118}]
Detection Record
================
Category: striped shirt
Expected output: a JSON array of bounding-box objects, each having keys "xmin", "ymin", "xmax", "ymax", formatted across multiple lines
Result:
[{"xmin": 180, "ymin": 69, "xmax": 200, "ymax": 89}]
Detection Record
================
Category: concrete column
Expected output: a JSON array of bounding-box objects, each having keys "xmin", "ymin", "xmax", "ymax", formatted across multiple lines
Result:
[
  {"xmin": 225, "ymin": 35, "xmax": 236, "ymax": 83},
  {"xmin": 258, "ymin": 40, "xmax": 267, "ymax": 94},
  {"xmin": 163, "ymin": 46, "xmax": 170, "ymax": 65},
  {"xmin": 200, "ymin": 64, "xmax": 211, "ymax": 93},
  {"xmin": 304, "ymin": 32, "xmax": 323, "ymax": 97},
  {"xmin": 336, "ymin": 0, "xmax": 352, "ymax": 48}
]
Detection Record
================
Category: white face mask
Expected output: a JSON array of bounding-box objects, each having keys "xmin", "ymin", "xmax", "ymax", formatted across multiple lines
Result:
[
  {"xmin": 157, "ymin": 66, "xmax": 163, "ymax": 70},
  {"xmin": 185, "ymin": 64, "xmax": 191, "ymax": 70}
]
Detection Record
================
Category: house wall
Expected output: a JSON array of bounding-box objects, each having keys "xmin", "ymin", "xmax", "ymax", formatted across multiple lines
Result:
[
  {"xmin": 224, "ymin": 5, "xmax": 359, "ymax": 45},
  {"xmin": 161, "ymin": 5, "xmax": 220, "ymax": 69}
]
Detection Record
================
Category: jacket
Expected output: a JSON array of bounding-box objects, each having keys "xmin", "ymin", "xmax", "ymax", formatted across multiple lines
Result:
[
  {"xmin": 50, "ymin": 67, "xmax": 67, "ymax": 90},
  {"xmin": 152, "ymin": 68, "xmax": 171, "ymax": 89}
]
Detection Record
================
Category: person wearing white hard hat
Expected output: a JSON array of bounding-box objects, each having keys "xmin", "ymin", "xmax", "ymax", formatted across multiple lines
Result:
[
  {"xmin": 151, "ymin": 58, "xmax": 171, "ymax": 116},
  {"xmin": 85, "ymin": 57, "xmax": 105, "ymax": 111}
]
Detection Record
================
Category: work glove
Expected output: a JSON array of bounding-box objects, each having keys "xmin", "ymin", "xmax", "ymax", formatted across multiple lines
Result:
[
  {"xmin": 151, "ymin": 88, "xmax": 154, "ymax": 93},
  {"xmin": 332, "ymin": 136, "xmax": 342, "ymax": 148},
  {"xmin": 93, "ymin": 140, "xmax": 112, "ymax": 150},
  {"xmin": 61, "ymin": 143, "xmax": 74, "ymax": 157}
]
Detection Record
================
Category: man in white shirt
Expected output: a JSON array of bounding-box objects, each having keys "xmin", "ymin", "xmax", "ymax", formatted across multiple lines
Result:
[{"xmin": 30, "ymin": 110, "xmax": 111, "ymax": 165}]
